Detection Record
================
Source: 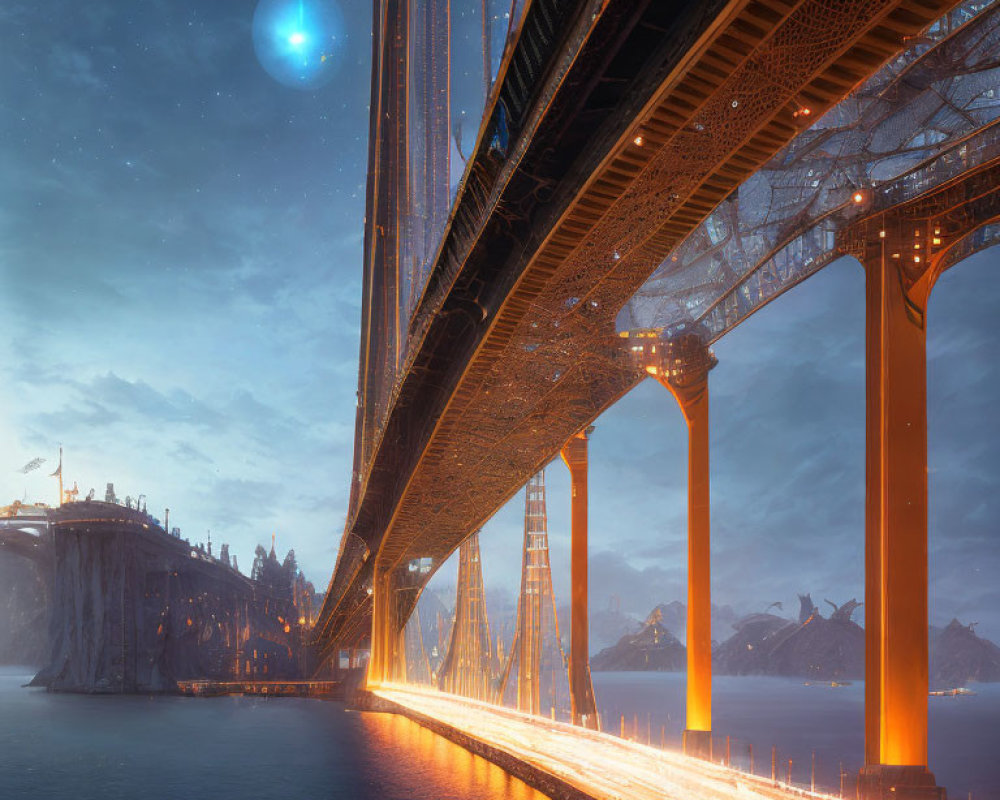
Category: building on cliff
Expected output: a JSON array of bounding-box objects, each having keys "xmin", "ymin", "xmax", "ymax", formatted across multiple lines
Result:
[{"xmin": 2, "ymin": 499, "xmax": 319, "ymax": 693}]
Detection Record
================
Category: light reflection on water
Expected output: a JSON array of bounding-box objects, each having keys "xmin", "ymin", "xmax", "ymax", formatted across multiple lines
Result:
[
  {"xmin": 359, "ymin": 711, "xmax": 546, "ymax": 800},
  {"xmin": 5, "ymin": 664, "xmax": 995, "ymax": 799},
  {"xmin": 592, "ymin": 672, "xmax": 1000, "ymax": 800},
  {"xmin": 0, "ymin": 667, "xmax": 545, "ymax": 800}
]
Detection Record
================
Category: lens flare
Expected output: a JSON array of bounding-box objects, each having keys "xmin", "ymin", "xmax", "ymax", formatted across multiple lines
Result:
[{"xmin": 252, "ymin": 0, "xmax": 344, "ymax": 90}]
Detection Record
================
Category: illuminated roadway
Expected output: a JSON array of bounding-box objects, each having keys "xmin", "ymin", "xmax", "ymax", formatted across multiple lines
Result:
[{"xmin": 374, "ymin": 685, "xmax": 835, "ymax": 800}]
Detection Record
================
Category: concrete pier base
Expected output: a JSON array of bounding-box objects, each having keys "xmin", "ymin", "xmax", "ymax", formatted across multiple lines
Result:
[
  {"xmin": 683, "ymin": 728, "xmax": 712, "ymax": 760},
  {"xmin": 857, "ymin": 765, "xmax": 945, "ymax": 800}
]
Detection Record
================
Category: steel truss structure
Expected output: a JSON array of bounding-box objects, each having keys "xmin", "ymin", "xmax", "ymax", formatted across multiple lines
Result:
[{"xmin": 621, "ymin": 0, "xmax": 1000, "ymax": 340}]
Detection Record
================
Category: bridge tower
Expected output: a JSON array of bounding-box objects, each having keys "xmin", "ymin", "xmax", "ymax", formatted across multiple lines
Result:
[
  {"xmin": 498, "ymin": 469, "xmax": 570, "ymax": 717},
  {"xmin": 638, "ymin": 327, "xmax": 716, "ymax": 759},
  {"xmin": 841, "ymin": 162, "xmax": 1000, "ymax": 800},
  {"xmin": 406, "ymin": 0, "xmax": 450, "ymax": 319},
  {"xmin": 560, "ymin": 428, "xmax": 599, "ymax": 729},
  {"xmin": 438, "ymin": 531, "xmax": 494, "ymax": 700}
]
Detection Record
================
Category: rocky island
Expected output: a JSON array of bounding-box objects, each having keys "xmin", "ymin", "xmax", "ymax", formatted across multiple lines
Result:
[{"xmin": 591, "ymin": 592, "xmax": 1000, "ymax": 687}]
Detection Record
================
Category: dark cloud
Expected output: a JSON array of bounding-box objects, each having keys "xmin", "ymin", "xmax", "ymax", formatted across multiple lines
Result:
[
  {"xmin": 170, "ymin": 441, "xmax": 214, "ymax": 465},
  {"xmin": 89, "ymin": 372, "xmax": 223, "ymax": 426}
]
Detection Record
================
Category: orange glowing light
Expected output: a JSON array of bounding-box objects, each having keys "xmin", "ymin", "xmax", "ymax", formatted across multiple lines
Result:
[
  {"xmin": 852, "ymin": 191, "xmax": 864, "ymax": 204},
  {"xmin": 373, "ymin": 685, "xmax": 834, "ymax": 800},
  {"xmin": 284, "ymin": 624, "xmax": 291, "ymax": 633},
  {"xmin": 914, "ymin": 255, "xmax": 921, "ymax": 263},
  {"xmin": 186, "ymin": 618, "xmax": 193, "ymax": 627},
  {"xmin": 633, "ymin": 134, "xmax": 644, "ymax": 146},
  {"xmin": 932, "ymin": 237, "xmax": 941, "ymax": 245}
]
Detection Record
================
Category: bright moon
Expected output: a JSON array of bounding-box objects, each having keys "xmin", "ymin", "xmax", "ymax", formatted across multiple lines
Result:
[{"xmin": 252, "ymin": 0, "xmax": 345, "ymax": 90}]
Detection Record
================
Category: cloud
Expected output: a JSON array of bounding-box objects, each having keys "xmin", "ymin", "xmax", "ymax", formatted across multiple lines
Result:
[
  {"xmin": 170, "ymin": 441, "xmax": 214, "ymax": 465},
  {"xmin": 47, "ymin": 45, "xmax": 105, "ymax": 92}
]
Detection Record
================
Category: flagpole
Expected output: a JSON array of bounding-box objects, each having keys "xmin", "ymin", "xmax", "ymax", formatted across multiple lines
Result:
[{"xmin": 57, "ymin": 447, "xmax": 63, "ymax": 507}]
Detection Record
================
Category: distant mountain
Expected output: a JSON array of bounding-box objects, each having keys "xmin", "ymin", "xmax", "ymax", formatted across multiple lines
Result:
[
  {"xmin": 652, "ymin": 601, "xmax": 687, "ymax": 641},
  {"xmin": 713, "ymin": 613, "xmax": 796, "ymax": 675},
  {"xmin": 930, "ymin": 619, "xmax": 1000, "ymax": 687},
  {"xmin": 715, "ymin": 595, "xmax": 864, "ymax": 680},
  {"xmin": 768, "ymin": 601, "xmax": 864, "ymax": 680},
  {"xmin": 591, "ymin": 609, "xmax": 685, "ymax": 671},
  {"xmin": 553, "ymin": 603, "xmax": 641, "ymax": 655},
  {"xmin": 421, "ymin": 587, "xmax": 1000, "ymax": 687},
  {"xmin": 649, "ymin": 601, "xmax": 738, "ymax": 645},
  {"xmin": 588, "ymin": 607, "xmax": 642, "ymax": 654}
]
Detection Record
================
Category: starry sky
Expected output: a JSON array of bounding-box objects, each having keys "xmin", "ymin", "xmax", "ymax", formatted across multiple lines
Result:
[{"xmin": 1, "ymin": 1, "xmax": 998, "ymax": 641}]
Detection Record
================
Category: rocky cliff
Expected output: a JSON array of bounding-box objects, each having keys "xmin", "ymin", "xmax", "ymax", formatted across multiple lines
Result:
[
  {"xmin": 591, "ymin": 610, "xmax": 685, "ymax": 671},
  {"xmin": 713, "ymin": 596, "xmax": 865, "ymax": 679},
  {"xmin": 930, "ymin": 619, "xmax": 1000, "ymax": 687},
  {"xmin": 712, "ymin": 613, "xmax": 796, "ymax": 675},
  {"xmin": 649, "ymin": 601, "xmax": 738, "ymax": 645},
  {"xmin": 32, "ymin": 502, "xmax": 310, "ymax": 693}
]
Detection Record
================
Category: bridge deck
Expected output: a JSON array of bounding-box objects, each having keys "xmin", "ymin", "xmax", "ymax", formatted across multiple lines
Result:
[{"xmin": 374, "ymin": 685, "xmax": 833, "ymax": 800}]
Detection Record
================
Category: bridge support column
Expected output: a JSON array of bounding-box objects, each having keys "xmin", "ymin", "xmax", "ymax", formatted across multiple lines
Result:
[
  {"xmin": 650, "ymin": 335, "xmax": 715, "ymax": 760},
  {"xmin": 560, "ymin": 427, "xmax": 599, "ymax": 730},
  {"xmin": 857, "ymin": 237, "xmax": 943, "ymax": 800},
  {"xmin": 367, "ymin": 565, "xmax": 403, "ymax": 688}
]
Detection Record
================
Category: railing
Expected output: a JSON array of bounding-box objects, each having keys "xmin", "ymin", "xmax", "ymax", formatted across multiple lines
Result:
[{"xmin": 594, "ymin": 704, "xmax": 860, "ymax": 798}]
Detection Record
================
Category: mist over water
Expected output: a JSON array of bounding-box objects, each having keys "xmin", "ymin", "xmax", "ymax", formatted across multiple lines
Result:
[
  {"xmin": 0, "ymin": 668, "xmax": 544, "ymax": 800},
  {"xmin": 593, "ymin": 673, "xmax": 1000, "ymax": 799}
]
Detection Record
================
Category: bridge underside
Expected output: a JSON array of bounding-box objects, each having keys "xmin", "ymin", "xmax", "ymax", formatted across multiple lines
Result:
[
  {"xmin": 623, "ymin": 1, "xmax": 1000, "ymax": 342},
  {"xmin": 315, "ymin": 0, "xmax": 964, "ymax": 660}
]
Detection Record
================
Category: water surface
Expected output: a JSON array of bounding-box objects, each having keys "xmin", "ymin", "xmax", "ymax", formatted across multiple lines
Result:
[
  {"xmin": 4, "ymin": 666, "xmax": 996, "ymax": 799},
  {"xmin": 593, "ymin": 672, "xmax": 1000, "ymax": 799},
  {"xmin": 0, "ymin": 667, "xmax": 544, "ymax": 800}
]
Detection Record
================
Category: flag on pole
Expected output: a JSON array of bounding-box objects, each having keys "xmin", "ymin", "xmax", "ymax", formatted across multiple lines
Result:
[
  {"xmin": 51, "ymin": 447, "xmax": 64, "ymax": 506},
  {"xmin": 18, "ymin": 458, "xmax": 45, "ymax": 474}
]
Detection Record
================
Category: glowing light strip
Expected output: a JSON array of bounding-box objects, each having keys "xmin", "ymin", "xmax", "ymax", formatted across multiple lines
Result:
[{"xmin": 375, "ymin": 684, "xmax": 838, "ymax": 800}]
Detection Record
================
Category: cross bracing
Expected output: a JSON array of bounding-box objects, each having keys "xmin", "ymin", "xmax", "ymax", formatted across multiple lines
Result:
[{"xmin": 621, "ymin": 0, "xmax": 1000, "ymax": 341}]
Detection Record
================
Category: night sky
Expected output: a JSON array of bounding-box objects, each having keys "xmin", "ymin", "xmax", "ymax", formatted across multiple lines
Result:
[{"xmin": 2, "ymin": 1, "xmax": 998, "ymax": 641}]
